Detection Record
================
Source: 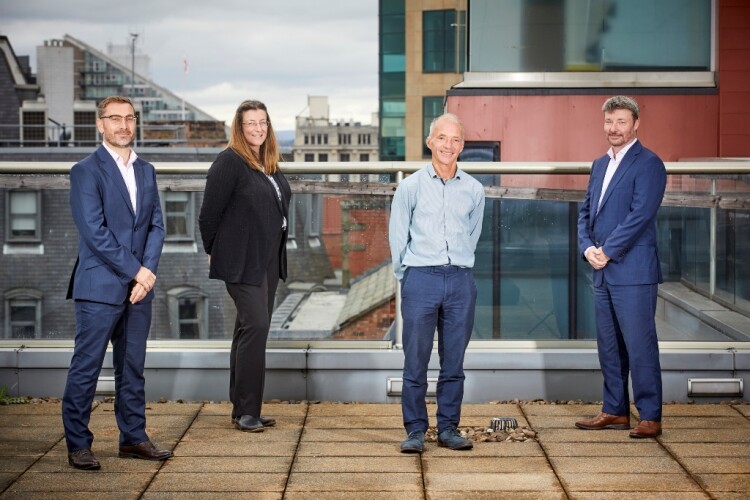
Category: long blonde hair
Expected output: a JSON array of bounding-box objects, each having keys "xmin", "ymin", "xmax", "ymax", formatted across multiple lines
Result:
[{"xmin": 228, "ymin": 100, "xmax": 280, "ymax": 174}]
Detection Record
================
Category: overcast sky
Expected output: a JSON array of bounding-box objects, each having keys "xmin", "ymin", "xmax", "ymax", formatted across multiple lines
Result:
[{"xmin": 0, "ymin": 0, "xmax": 379, "ymax": 131}]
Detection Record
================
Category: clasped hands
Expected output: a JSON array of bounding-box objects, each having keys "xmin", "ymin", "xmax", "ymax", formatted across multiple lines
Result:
[
  {"xmin": 585, "ymin": 246, "xmax": 610, "ymax": 270},
  {"xmin": 130, "ymin": 266, "xmax": 156, "ymax": 304}
]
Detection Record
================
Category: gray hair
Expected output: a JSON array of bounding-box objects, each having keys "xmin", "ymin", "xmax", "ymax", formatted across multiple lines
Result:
[
  {"xmin": 428, "ymin": 113, "xmax": 465, "ymax": 141},
  {"xmin": 602, "ymin": 95, "xmax": 640, "ymax": 120}
]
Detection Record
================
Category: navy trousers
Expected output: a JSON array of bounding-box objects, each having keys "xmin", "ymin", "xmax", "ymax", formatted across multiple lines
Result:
[
  {"xmin": 594, "ymin": 282, "xmax": 662, "ymax": 421},
  {"xmin": 400, "ymin": 266, "xmax": 476, "ymax": 434},
  {"xmin": 62, "ymin": 300, "xmax": 151, "ymax": 452}
]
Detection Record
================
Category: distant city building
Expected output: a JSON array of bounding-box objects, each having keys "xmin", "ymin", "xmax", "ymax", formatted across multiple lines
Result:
[
  {"xmin": 292, "ymin": 95, "xmax": 379, "ymax": 173},
  {"xmin": 0, "ymin": 34, "xmax": 226, "ymax": 148}
]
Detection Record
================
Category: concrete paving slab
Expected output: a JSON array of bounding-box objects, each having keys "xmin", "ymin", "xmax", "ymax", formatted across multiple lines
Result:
[
  {"xmin": 660, "ymin": 428, "xmax": 750, "ymax": 442},
  {"xmin": 301, "ymin": 428, "xmax": 404, "ymax": 442},
  {"xmin": 0, "ymin": 442, "xmax": 55, "ymax": 456},
  {"xmin": 422, "ymin": 456, "xmax": 550, "ymax": 473},
  {"xmin": 520, "ymin": 404, "xmax": 604, "ymax": 416},
  {"xmin": 697, "ymin": 473, "xmax": 750, "ymax": 492},
  {"xmin": 172, "ymin": 440, "xmax": 298, "ymax": 457},
  {"xmin": 559, "ymin": 472, "xmax": 702, "ymax": 492},
  {"xmin": 681, "ymin": 457, "xmax": 750, "ymax": 474},
  {"xmin": 158, "ymin": 456, "xmax": 291, "ymax": 473},
  {"xmin": 540, "ymin": 429, "xmax": 638, "ymax": 442},
  {"xmin": 142, "ymin": 493, "xmax": 281, "ymax": 500},
  {"xmin": 179, "ymin": 427, "xmax": 301, "ymax": 442},
  {"xmin": 146, "ymin": 472, "xmax": 287, "ymax": 492},
  {"xmin": 0, "ymin": 456, "xmax": 38, "ymax": 473},
  {"xmin": 307, "ymin": 403, "xmax": 402, "ymax": 416},
  {"xmin": 292, "ymin": 456, "xmax": 419, "ymax": 473},
  {"xmin": 200, "ymin": 402, "xmax": 308, "ymax": 417},
  {"xmin": 548, "ymin": 456, "xmax": 684, "ymax": 474},
  {"xmin": 0, "ymin": 404, "xmax": 64, "ymax": 415},
  {"xmin": 304, "ymin": 416, "xmax": 403, "ymax": 428},
  {"xmin": 0, "ymin": 427, "xmax": 63, "ymax": 441},
  {"xmin": 425, "ymin": 471, "xmax": 563, "ymax": 492},
  {"xmin": 425, "ymin": 441, "xmax": 545, "ymax": 457},
  {"xmin": 711, "ymin": 494, "xmax": 750, "ymax": 500},
  {"xmin": 732, "ymin": 405, "xmax": 750, "ymax": 417},
  {"xmin": 188, "ymin": 415, "xmax": 303, "ymax": 429},
  {"xmin": 286, "ymin": 493, "xmax": 421, "ymax": 500},
  {"xmin": 285, "ymin": 472, "xmax": 422, "ymax": 492},
  {"xmin": 661, "ymin": 405, "xmax": 740, "ymax": 417},
  {"xmin": 665, "ymin": 442, "xmax": 750, "ymax": 457},
  {"xmin": 0, "ymin": 473, "xmax": 19, "ymax": 491},
  {"xmin": 661, "ymin": 416, "xmax": 750, "ymax": 428},
  {"xmin": 29, "ymin": 454, "xmax": 161, "ymax": 473},
  {"xmin": 459, "ymin": 404, "xmax": 526, "ymax": 417},
  {"xmin": 2, "ymin": 492, "xmax": 141, "ymax": 500},
  {"xmin": 93, "ymin": 402, "xmax": 201, "ymax": 415},
  {"xmin": 542, "ymin": 442, "xmax": 669, "ymax": 457},
  {"xmin": 426, "ymin": 493, "xmax": 564, "ymax": 500},
  {"xmin": 296, "ymin": 441, "xmax": 402, "ymax": 457},
  {"xmin": 5, "ymin": 472, "xmax": 153, "ymax": 493},
  {"xmin": 567, "ymin": 493, "xmax": 709, "ymax": 500},
  {"xmin": 0, "ymin": 415, "xmax": 61, "ymax": 427},
  {"xmin": 527, "ymin": 415, "xmax": 587, "ymax": 429}
]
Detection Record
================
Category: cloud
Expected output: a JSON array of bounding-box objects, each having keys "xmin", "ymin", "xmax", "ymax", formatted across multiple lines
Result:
[{"xmin": 0, "ymin": 0, "xmax": 378, "ymax": 131}]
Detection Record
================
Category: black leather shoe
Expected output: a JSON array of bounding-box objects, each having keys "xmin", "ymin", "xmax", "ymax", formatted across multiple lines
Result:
[
  {"xmin": 233, "ymin": 415, "xmax": 276, "ymax": 427},
  {"xmin": 119, "ymin": 440, "xmax": 173, "ymax": 460},
  {"xmin": 68, "ymin": 448, "xmax": 101, "ymax": 470},
  {"xmin": 235, "ymin": 415, "xmax": 265, "ymax": 432}
]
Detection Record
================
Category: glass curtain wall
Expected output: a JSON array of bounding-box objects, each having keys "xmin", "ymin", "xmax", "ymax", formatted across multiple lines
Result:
[{"xmin": 379, "ymin": 0, "xmax": 406, "ymax": 161}]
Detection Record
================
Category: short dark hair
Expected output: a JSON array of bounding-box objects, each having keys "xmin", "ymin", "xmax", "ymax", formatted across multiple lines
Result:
[{"xmin": 602, "ymin": 95, "xmax": 639, "ymax": 121}]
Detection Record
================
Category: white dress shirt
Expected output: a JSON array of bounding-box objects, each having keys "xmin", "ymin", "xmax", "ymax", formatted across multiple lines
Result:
[{"xmin": 103, "ymin": 142, "xmax": 138, "ymax": 213}]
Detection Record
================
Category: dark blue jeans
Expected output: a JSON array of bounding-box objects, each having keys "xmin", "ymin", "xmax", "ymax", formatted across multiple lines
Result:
[{"xmin": 400, "ymin": 266, "xmax": 477, "ymax": 434}]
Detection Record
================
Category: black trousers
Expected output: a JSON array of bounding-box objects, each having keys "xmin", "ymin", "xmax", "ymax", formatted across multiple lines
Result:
[{"xmin": 225, "ymin": 247, "xmax": 280, "ymax": 419}]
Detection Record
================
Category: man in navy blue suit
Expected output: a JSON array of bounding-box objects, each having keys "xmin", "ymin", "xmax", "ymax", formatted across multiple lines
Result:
[
  {"xmin": 575, "ymin": 96, "xmax": 667, "ymax": 439},
  {"xmin": 63, "ymin": 96, "xmax": 172, "ymax": 470}
]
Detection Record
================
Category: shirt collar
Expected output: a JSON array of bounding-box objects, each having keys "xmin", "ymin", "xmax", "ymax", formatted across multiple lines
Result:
[
  {"xmin": 102, "ymin": 142, "xmax": 137, "ymax": 168},
  {"xmin": 427, "ymin": 163, "xmax": 462, "ymax": 181}
]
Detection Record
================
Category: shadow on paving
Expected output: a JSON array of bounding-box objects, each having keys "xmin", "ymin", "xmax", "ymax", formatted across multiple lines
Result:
[{"xmin": 0, "ymin": 400, "xmax": 748, "ymax": 498}]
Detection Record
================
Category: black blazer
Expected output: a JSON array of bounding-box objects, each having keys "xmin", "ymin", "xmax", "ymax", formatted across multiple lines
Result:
[{"xmin": 199, "ymin": 148, "xmax": 291, "ymax": 285}]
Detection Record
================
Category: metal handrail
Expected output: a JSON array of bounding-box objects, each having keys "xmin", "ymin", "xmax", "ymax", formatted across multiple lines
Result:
[{"xmin": 1, "ymin": 160, "xmax": 749, "ymax": 176}]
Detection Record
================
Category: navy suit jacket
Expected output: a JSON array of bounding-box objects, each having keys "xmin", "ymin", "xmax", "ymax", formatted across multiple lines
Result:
[
  {"xmin": 577, "ymin": 140, "xmax": 667, "ymax": 287},
  {"xmin": 67, "ymin": 145, "xmax": 165, "ymax": 305}
]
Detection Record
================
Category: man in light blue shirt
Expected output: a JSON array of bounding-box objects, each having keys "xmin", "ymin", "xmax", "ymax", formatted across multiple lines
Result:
[{"xmin": 389, "ymin": 113, "xmax": 485, "ymax": 454}]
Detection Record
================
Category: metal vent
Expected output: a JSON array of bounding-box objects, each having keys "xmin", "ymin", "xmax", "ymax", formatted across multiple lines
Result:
[
  {"xmin": 687, "ymin": 378, "xmax": 743, "ymax": 397},
  {"xmin": 387, "ymin": 377, "xmax": 437, "ymax": 397}
]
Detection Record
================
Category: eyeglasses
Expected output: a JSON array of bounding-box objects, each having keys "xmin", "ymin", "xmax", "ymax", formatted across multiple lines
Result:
[
  {"xmin": 242, "ymin": 120, "xmax": 269, "ymax": 128},
  {"xmin": 100, "ymin": 115, "xmax": 137, "ymax": 124}
]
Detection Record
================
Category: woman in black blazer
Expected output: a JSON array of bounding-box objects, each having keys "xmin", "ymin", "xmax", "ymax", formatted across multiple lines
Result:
[{"xmin": 199, "ymin": 100, "xmax": 291, "ymax": 432}]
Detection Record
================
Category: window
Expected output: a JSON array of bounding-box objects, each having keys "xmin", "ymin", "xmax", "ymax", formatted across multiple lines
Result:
[
  {"xmin": 423, "ymin": 9, "xmax": 465, "ymax": 73},
  {"xmin": 307, "ymin": 195, "xmax": 322, "ymax": 238},
  {"xmin": 4, "ymin": 289, "xmax": 42, "ymax": 339},
  {"xmin": 161, "ymin": 192, "xmax": 195, "ymax": 242},
  {"xmin": 304, "ymin": 153, "xmax": 314, "ymax": 162},
  {"xmin": 318, "ymin": 154, "xmax": 328, "ymax": 162},
  {"xmin": 423, "ymin": 96, "xmax": 444, "ymax": 157},
  {"xmin": 6, "ymin": 191, "xmax": 41, "ymax": 242},
  {"xmin": 359, "ymin": 154, "xmax": 369, "ymax": 162},
  {"xmin": 167, "ymin": 287, "xmax": 208, "ymax": 339},
  {"xmin": 304, "ymin": 134, "xmax": 309, "ymax": 145},
  {"xmin": 22, "ymin": 111, "xmax": 46, "ymax": 145},
  {"xmin": 74, "ymin": 111, "xmax": 97, "ymax": 146},
  {"xmin": 469, "ymin": 0, "xmax": 711, "ymax": 73},
  {"xmin": 340, "ymin": 153, "xmax": 350, "ymax": 162}
]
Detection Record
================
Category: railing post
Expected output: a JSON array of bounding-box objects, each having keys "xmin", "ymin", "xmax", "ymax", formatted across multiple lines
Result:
[{"xmin": 394, "ymin": 169, "xmax": 404, "ymax": 349}]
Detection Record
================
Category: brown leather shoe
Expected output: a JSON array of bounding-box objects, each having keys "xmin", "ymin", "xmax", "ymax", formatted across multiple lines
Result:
[
  {"xmin": 119, "ymin": 440, "xmax": 173, "ymax": 460},
  {"xmin": 575, "ymin": 412, "xmax": 630, "ymax": 430},
  {"xmin": 629, "ymin": 420, "xmax": 662, "ymax": 438},
  {"xmin": 68, "ymin": 448, "xmax": 101, "ymax": 470}
]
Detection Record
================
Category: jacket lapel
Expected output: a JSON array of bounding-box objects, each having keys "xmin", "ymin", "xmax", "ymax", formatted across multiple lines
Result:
[
  {"xmin": 596, "ymin": 141, "xmax": 641, "ymax": 217},
  {"xmin": 96, "ymin": 146, "xmax": 135, "ymax": 218},
  {"xmin": 134, "ymin": 158, "xmax": 146, "ymax": 220}
]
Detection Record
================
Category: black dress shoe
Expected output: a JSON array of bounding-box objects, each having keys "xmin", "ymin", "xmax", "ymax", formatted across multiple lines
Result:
[
  {"xmin": 234, "ymin": 415, "xmax": 265, "ymax": 432},
  {"xmin": 233, "ymin": 415, "xmax": 275, "ymax": 427},
  {"xmin": 68, "ymin": 448, "xmax": 101, "ymax": 470},
  {"xmin": 119, "ymin": 440, "xmax": 173, "ymax": 460}
]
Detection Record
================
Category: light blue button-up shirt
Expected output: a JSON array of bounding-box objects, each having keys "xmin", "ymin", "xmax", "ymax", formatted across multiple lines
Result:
[{"xmin": 389, "ymin": 164, "xmax": 485, "ymax": 280}]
